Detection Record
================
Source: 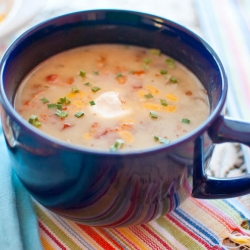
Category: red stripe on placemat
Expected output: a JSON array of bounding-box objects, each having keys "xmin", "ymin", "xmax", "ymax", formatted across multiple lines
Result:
[
  {"xmin": 140, "ymin": 224, "xmax": 172, "ymax": 250},
  {"xmin": 166, "ymin": 213, "xmax": 212, "ymax": 249},
  {"xmin": 96, "ymin": 228, "xmax": 124, "ymax": 250},
  {"xmin": 39, "ymin": 221, "xmax": 67, "ymax": 250},
  {"xmin": 77, "ymin": 224, "xmax": 116, "ymax": 250}
]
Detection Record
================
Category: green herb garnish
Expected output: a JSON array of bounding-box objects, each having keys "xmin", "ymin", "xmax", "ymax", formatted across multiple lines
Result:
[
  {"xmin": 55, "ymin": 110, "xmax": 68, "ymax": 118},
  {"xmin": 28, "ymin": 115, "xmax": 41, "ymax": 127},
  {"xmin": 154, "ymin": 135, "xmax": 170, "ymax": 144},
  {"xmin": 47, "ymin": 103, "xmax": 58, "ymax": 109},
  {"xmin": 166, "ymin": 58, "xmax": 175, "ymax": 69},
  {"xmin": 40, "ymin": 97, "xmax": 49, "ymax": 104},
  {"xmin": 74, "ymin": 111, "xmax": 84, "ymax": 118},
  {"xmin": 65, "ymin": 97, "xmax": 71, "ymax": 104},
  {"xmin": 89, "ymin": 100, "xmax": 95, "ymax": 106},
  {"xmin": 182, "ymin": 118, "xmax": 190, "ymax": 124},
  {"xmin": 150, "ymin": 48, "xmax": 161, "ymax": 56},
  {"xmin": 85, "ymin": 82, "xmax": 91, "ymax": 86},
  {"xmin": 150, "ymin": 111, "xmax": 158, "ymax": 119},
  {"xmin": 79, "ymin": 70, "xmax": 86, "ymax": 77},
  {"xmin": 144, "ymin": 93, "xmax": 153, "ymax": 99},
  {"xmin": 144, "ymin": 58, "xmax": 151, "ymax": 64},
  {"xmin": 94, "ymin": 70, "xmax": 99, "ymax": 75},
  {"xmin": 160, "ymin": 99, "xmax": 167, "ymax": 106},
  {"xmin": 170, "ymin": 77, "xmax": 178, "ymax": 83},
  {"xmin": 160, "ymin": 70, "xmax": 168, "ymax": 75},
  {"xmin": 56, "ymin": 104, "xmax": 62, "ymax": 110},
  {"xmin": 110, "ymin": 139, "xmax": 124, "ymax": 152},
  {"xmin": 72, "ymin": 86, "xmax": 79, "ymax": 93},
  {"xmin": 116, "ymin": 73, "xmax": 122, "ymax": 78},
  {"xmin": 57, "ymin": 97, "xmax": 71, "ymax": 105},
  {"xmin": 92, "ymin": 86, "xmax": 100, "ymax": 92}
]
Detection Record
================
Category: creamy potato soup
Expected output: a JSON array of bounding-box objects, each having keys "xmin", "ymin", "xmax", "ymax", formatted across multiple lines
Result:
[{"xmin": 14, "ymin": 44, "xmax": 209, "ymax": 151}]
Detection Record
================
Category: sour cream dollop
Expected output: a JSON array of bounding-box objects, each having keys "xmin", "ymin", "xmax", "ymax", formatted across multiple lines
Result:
[{"xmin": 90, "ymin": 91, "xmax": 132, "ymax": 118}]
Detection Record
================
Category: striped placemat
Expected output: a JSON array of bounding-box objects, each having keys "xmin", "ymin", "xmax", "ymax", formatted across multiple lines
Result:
[
  {"xmin": 34, "ymin": 197, "xmax": 250, "ymax": 249},
  {"xmin": 35, "ymin": 1, "xmax": 250, "ymax": 249}
]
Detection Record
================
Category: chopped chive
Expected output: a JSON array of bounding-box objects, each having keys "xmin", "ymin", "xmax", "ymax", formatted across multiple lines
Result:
[
  {"xmin": 47, "ymin": 103, "xmax": 63, "ymax": 110},
  {"xmin": 144, "ymin": 58, "xmax": 151, "ymax": 64},
  {"xmin": 170, "ymin": 77, "xmax": 178, "ymax": 83},
  {"xmin": 57, "ymin": 97, "xmax": 65, "ymax": 104},
  {"xmin": 116, "ymin": 73, "xmax": 122, "ymax": 78},
  {"xmin": 154, "ymin": 135, "xmax": 159, "ymax": 141},
  {"xmin": 92, "ymin": 86, "xmax": 100, "ymax": 92},
  {"xmin": 150, "ymin": 48, "xmax": 161, "ymax": 55},
  {"xmin": 150, "ymin": 111, "xmax": 158, "ymax": 119},
  {"xmin": 28, "ymin": 115, "xmax": 38, "ymax": 123},
  {"xmin": 56, "ymin": 104, "xmax": 62, "ymax": 110},
  {"xmin": 28, "ymin": 115, "xmax": 41, "ymax": 127},
  {"xmin": 85, "ymin": 82, "xmax": 91, "ymax": 86},
  {"xmin": 65, "ymin": 97, "xmax": 71, "ymax": 104},
  {"xmin": 47, "ymin": 103, "xmax": 58, "ymax": 109},
  {"xmin": 144, "ymin": 93, "xmax": 153, "ymax": 99},
  {"xmin": 72, "ymin": 86, "xmax": 79, "ymax": 93},
  {"xmin": 182, "ymin": 118, "xmax": 190, "ymax": 124},
  {"xmin": 160, "ymin": 70, "xmax": 168, "ymax": 75},
  {"xmin": 160, "ymin": 99, "xmax": 167, "ymax": 106},
  {"xmin": 166, "ymin": 58, "xmax": 175, "ymax": 69},
  {"xmin": 79, "ymin": 70, "xmax": 86, "ymax": 77},
  {"xmin": 33, "ymin": 121, "xmax": 41, "ymax": 127},
  {"xmin": 40, "ymin": 97, "xmax": 49, "ymax": 103},
  {"xmin": 154, "ymin": 135, "xmax": 170, "ymax": 144},
  {"xmin": 110, "ymin": 139, "xmax": 124, "ymax": 152},
  {"xmin": 159, "ymin": 137, "xmax": 170, "ymax": 144},
  {"xmin": 57, "ymin": 97, "xmax": 71, "ymax": 105},
  {"xmin": 93, "ymin": 70, "xmax": 99, "ymax": 75},
  {"xmin": 74, "ymin": 111, "xmax": 84, "ymax": 118},
  {"xmin": 55, "ymin": 110, "xmax": 68, "ymax": 118},
  {"xmin": 89, "ymin": 100, "xmax": 95, "ymax": 106}
]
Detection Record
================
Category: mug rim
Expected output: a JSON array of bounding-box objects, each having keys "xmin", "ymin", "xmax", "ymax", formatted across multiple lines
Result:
[{"xmin": 0, "ymin": 9, "xmax": 228, "ymax": 156}]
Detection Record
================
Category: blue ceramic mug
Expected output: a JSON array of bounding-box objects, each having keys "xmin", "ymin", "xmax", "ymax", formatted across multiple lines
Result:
[{"xmin": 1, "ymin": 10, "xmax": 250, "ymax": 227}]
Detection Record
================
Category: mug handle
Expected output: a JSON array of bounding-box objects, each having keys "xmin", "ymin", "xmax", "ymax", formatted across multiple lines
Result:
[{"xmin": 192, "ymin": 115, "xmax": 250, "ymax": 199}]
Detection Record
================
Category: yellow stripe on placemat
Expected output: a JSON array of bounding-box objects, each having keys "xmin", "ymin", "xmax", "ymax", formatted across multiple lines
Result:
[{"xmin": 40, "ymin": 235, "xmax": 55, "ymax": 250}]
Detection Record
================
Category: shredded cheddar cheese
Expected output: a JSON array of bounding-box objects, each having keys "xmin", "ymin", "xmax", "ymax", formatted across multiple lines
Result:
[{"xmin": 166, "ymin": 93, "xmax": 178, "ymax": 101}]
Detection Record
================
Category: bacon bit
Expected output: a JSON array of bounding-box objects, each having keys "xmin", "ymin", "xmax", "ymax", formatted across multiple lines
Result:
[
  {"xmin": 121, "ymin": 123, "xmax": 133, "ymax": 131},
  {"xmin": 24, "ymin": 100, "xmax": 30, "ymax": 106},
  {"xmin": 46, "ymin": 74, "xmax": 58, "ymax": 83},
  {"xmin": 155, "ymin": 74, "xmax": 160, "ymax": 77},
  {"xmin": 132, "ymin": 84, "xmax": 142, "ymax": 90},
  {"xmin": 66, "ymin": 78, "xmax": 74, "ymax": 85},
  {"xmin": 185, "ymin": 91, "xmax": 192, "ymax": 96},
  {"xmin": 132, "ymin": 70, "xmax": 145, "ymax": 76},
  {"xmin": 62, "ymin": 123, "xmax": 71, "ymax": 130},
  {"xmin": 91, "ymin": 122, "xmax": 99, "ymax": 129},
  {"xmin": 116, "ymin": 75, "xmax": 127, "ymax": 84},
  {"xmin": 62, "ymin": 106, "xmax": 68, "ymax": 111},
  {"xmin": 97, "ymin": 56, "xmax": 106, "ymax": 67}
]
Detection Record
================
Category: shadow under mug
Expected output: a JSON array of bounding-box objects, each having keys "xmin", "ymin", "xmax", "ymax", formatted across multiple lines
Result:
[{"xmin": 1, "ymin": 10, "xmax": 250, "ymax": 227}]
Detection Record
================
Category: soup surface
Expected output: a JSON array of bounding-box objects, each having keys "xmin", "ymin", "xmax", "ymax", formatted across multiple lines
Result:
[{"xmin": 15, "ymin": 44, "xmax": 209, "ymax": 151}]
